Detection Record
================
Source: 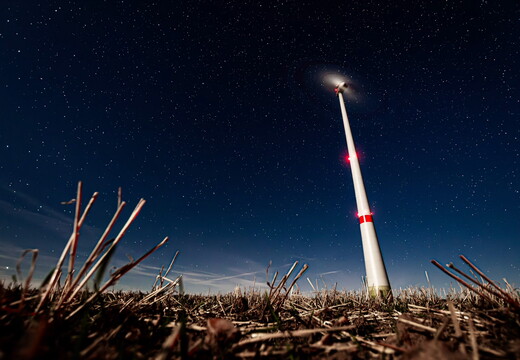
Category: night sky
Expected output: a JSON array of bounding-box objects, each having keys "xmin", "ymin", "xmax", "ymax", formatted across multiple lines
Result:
[{"xmin": 1, "ymin": 1, "xmax": 519, "ymax": 293}]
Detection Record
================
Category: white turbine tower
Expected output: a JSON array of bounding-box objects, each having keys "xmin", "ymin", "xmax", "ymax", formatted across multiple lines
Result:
[{"xmin": 334, "ymin": 80, "xmax": 391, "ymax": 298}]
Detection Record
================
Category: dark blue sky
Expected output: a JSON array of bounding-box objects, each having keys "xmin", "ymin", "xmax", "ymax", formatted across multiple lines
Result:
[{"xmin": 1, "ymin": 1, "xmax": 518, "ymax": 293}]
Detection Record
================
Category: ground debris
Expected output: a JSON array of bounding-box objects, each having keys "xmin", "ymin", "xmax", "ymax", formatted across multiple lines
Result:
[{"xmin": 0, "ymin": 285, "xmax": 518, "ymax": 359}]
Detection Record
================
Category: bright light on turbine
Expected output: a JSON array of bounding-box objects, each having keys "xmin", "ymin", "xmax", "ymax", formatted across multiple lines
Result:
[
  {"xmin": 323, "ymin": 72, "xmax": 349, "ymax": 88},
  {"xmin": 322, "ymin": 72, "xmax": 362, "ymax": 103},
  {"xmin": 342, "ymin": 152, "xmax": 358, "ymax": 163}
]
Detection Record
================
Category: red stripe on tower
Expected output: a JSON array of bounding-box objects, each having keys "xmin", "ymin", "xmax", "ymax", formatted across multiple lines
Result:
[{"xmin": 358, "ymin": 215, "xmax": 373, "ymax": 224}]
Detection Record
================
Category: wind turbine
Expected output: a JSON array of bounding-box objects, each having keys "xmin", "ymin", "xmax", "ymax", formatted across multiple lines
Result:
[{"xmin": 332, "ymin": 78, "xmax": 391, "ymax": 298}]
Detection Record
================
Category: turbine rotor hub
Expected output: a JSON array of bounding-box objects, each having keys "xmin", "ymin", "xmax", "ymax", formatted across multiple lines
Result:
[{"xmin": 335, "ymin": 82, "xmax": 348, "ymax": 95}]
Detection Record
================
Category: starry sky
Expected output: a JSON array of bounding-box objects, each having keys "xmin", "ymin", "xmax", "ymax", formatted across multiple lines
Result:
[{"xmin": 0, "ymin": 1, "xmax": 519, "ymax": 293}]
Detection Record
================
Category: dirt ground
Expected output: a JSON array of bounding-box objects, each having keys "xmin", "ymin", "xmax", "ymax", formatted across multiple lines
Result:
[{"xmin": 1, "ymin": 286, "xmax": 519, "ymax": 359}]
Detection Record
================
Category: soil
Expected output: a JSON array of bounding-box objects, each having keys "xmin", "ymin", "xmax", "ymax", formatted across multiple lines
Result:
[{"xmin": 1, "ymin": 286, "xmax": 519, "ymax": 359}]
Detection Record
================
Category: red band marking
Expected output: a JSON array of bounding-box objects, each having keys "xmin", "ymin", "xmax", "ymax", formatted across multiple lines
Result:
[{"xmin": 358, "ymin": 215, "xmax": 373, "ymax": 224}]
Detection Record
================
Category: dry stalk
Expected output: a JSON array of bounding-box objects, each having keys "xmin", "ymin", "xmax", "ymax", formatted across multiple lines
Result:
[
  {"xmin": 153, "ymin": 266, "xmax": 164, "ymax": 291},
  {"xmin": 67, "ymin": 236, "xmax": 169, "ymax": 319},
  {"xmin": 119, "ymin": 298, "xmax": 134, "ymax": 313},
  {"xmin": 141, "ymin": 275, "xmax": 182, "ymax": 304},
  {"xmin": 15, "ymin": 249, "xmax": 39, "ymax": 309},
  {"xmin": 397, "ymin": 317, "xmax": 436, "ymax": 333},
  {"xmin": 234, "ymin": 325, "xmax": 356, "ymax": 347},
  {"xmin": 65, "ymin": 199, "xmax": 146, "ymax": 303},
  {"xmin": 460, "ymin": 255, "xmax": 520, "ymax": 309},
  {"xmin": 36, "ymin": 186, "xmax": 98, "ymax": 313},
  {"xmin": 356, "ymin": 336, "xmax": 395, "ymax": 355},
  {"xmin": 447, "ymin": 262, "xmax": 515, "ymax": 308},
  {"xmin": 276, "ymin": 264, "xmax": 309, "ymax": 312},
  {"xmin": 269, "ymin": 261, "xmax": 298, "ymax": 305},
  {"xmin": 66, "ymin": 181, "xmax": 83, "ymax": 292},
  {"xmin": 162, "ymin": 250, "xmax": 180, "ymax": 287},
  {"xmin": 61, "ymin": 201, "xmax": 127, "ymax": 304},
  {"xmin": 430, "ymin": 260, "xmax": 495, "ymax": 304},
  {"xmin": 468, "ymin": 316, "xmax": 479, "ymax": 360},
  {"xmin": 448, "ymin": 300, "xmax": 467, "ymax": 355},
  {"xmin": 266, "ymin": 271, "xmax": 278, "ymax": 298}
]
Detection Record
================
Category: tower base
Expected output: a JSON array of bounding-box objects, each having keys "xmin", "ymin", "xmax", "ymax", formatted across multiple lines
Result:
[{"xmin": 368, "ymin": 285, "xmax": 392, "ymax": 299}]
